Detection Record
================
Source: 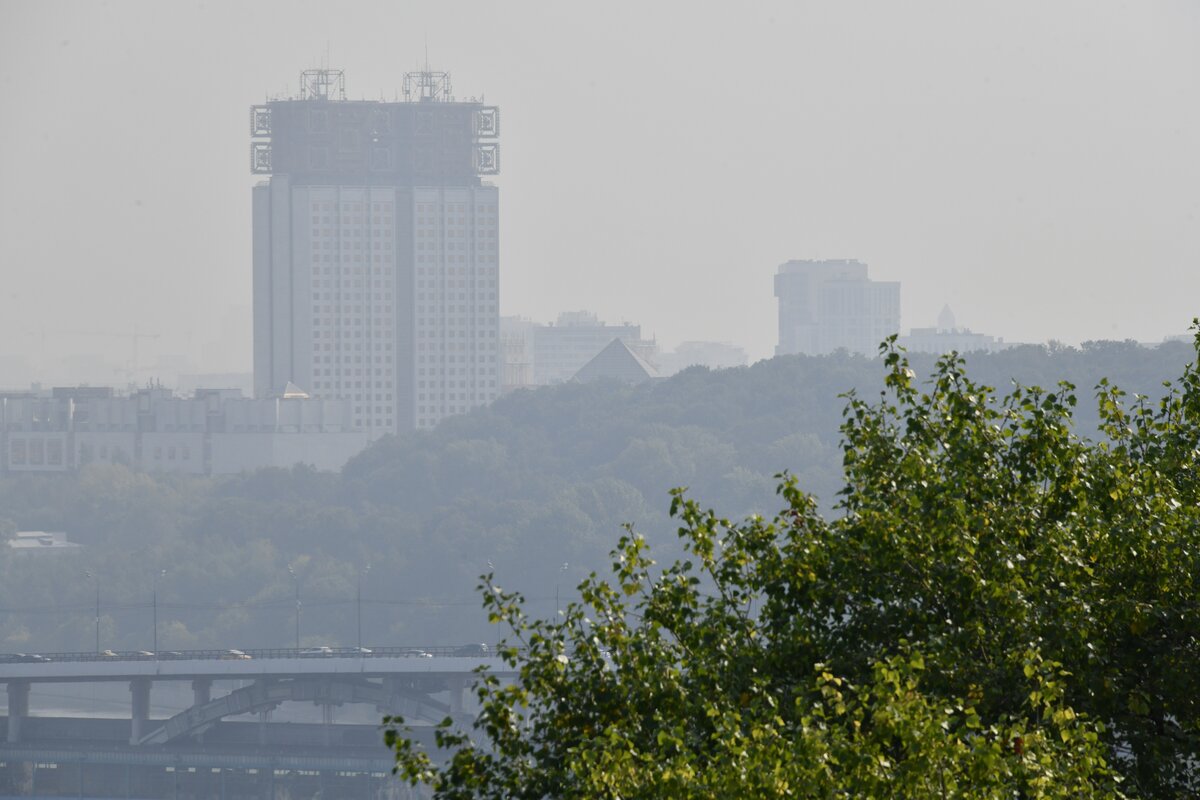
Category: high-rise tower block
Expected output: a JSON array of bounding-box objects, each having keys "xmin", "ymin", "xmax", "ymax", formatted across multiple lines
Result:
[{"xmin": 252, "ymin": 67, "xmax": 501, "ymax": 434}]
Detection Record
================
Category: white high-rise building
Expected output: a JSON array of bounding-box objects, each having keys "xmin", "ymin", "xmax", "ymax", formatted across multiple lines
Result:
[
  {"xmin": 252, "ymin": 67, "xmax": 501, "ymax": 433},
  {"xmin": 410, "ymin": 185, "xmax": 500, "ymax": 429},
  {"xmin": 775, "ymin": 260, "xmax": 900, "ymax": 357}
]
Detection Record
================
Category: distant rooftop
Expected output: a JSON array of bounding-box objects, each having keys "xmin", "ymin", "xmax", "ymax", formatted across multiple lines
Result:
[
  {"xmin": 777, "ymin": 258, "xmax": 868, "ymax": 274},
  {"xmin": 573, "ymin": 339, "xmax": 660, "ymax": 385},
  {"xmin": 8, "ymin": 531, "xmax": 82, "ymax": 552},
  {"xmin": 270, "ymin": 66, "xmax": 471, "ymax": 105}
]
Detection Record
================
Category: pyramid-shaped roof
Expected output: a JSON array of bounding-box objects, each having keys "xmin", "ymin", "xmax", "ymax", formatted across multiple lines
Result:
[
  {"xmin": 572, "ymin": 339, "xmax": 659, "ymax": 385},
  {"xmin": 281, "ymin": 381, "xmax": 310, "ymax": 399}
]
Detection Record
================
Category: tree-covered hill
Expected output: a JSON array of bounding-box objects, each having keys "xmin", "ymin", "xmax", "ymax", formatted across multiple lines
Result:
[{"xmin": 0, "ymin": 339, "xmax": 1193, "ymax": 653}]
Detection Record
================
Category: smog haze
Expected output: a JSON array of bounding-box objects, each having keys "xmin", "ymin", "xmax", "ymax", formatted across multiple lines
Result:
[{"xmin": 1, "ymin": 0, "xmax": 1198, "ymax": 384}]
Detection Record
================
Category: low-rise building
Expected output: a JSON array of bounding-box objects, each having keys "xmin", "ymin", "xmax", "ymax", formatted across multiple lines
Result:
[
  {"xmin": 899, "ymin": 306, "xmax": 1010, "ymax": 355},
  {"xmin": 7, "ymin": 530, "xmax": 82, "ymax": 552},
  {"xmin": 0, "ymin": 386, "xmax": 370, "ymax": 475}
]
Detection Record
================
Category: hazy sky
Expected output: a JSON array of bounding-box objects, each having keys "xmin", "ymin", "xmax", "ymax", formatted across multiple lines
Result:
[{"xmin": 2, "ymin": 0, "xmax": 1198, "ymax": 381}]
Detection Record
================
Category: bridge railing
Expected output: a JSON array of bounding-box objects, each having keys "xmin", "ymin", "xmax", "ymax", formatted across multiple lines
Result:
[{"xmin": 0, "ymin": 645, "xmax": 500, "ymax": 664}]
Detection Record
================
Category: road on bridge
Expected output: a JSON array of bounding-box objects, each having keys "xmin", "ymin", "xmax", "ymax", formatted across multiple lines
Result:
[{"xmin": 0, "ymin": 645, "xmax": 513, "ymax": 682}]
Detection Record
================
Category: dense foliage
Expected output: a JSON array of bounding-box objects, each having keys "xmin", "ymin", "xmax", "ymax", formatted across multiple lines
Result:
[
  {"xmin": 0, "ymin": 340, "xmax": 1195, "ymax": 657},
  {"xmin": 387, "ymin": 338, "xmax": 1200, "ymax": 797}
]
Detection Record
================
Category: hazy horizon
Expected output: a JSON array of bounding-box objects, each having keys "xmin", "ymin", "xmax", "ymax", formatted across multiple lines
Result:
[{"xmin": 2, "ymin": 0, "xmax": 1198, "ymax": 387}]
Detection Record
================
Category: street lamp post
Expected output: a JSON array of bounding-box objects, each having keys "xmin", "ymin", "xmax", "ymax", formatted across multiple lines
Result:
[
  {"xmin": 356, "ymin": 563, "xmax": 371, "ymax": 651},
  {"xmin": 288, "ymin": 566, "xmax": 301, "ymax": 650},
  {"xmin": 85, "ymin": 570, "xmax": 99, "ymax": 654},
  {"xmin": 151, "ymin": 569, "xmax": 166, "ymax": 657}
]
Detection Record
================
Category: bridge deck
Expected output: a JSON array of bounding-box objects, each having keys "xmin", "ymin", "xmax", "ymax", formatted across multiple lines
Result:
[{"xmin": 0, "ymin": 648, "xmax": 512, "ymax": 683}]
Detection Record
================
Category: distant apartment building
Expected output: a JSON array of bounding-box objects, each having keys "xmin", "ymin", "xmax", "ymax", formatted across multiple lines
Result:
[
  {"xmin": 531, "ymin": 312, "xmax": 658, "ymax": 385},
  {"xmin": 0, "ymin": 386, "xmax": 369, "ymax": 475},
  {"xmin": 251, "ymin": 67, "xmax": 501, "ymax": 434},
  {"xmin": 899, "ymin": 306, "xmax": 1009, "ymax": 355},
  {"xmin": 775, "ymin": 259, "xmax": 900, "ymax": 356}
]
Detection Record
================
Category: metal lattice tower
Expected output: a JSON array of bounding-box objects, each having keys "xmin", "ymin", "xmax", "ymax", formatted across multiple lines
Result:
[
  {"xmin": 299, "ymin": 68, "xmax": 346, "ymax": 101},
  {"xmin": 403, "ymin": 69, "xmax": 452, "ymax": 102}
]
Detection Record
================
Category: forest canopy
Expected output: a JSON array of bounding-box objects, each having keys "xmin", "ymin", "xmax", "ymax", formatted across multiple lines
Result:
[{"xmin": 0, "ymin": 339, "xmax": 1194, "ymax": 655}]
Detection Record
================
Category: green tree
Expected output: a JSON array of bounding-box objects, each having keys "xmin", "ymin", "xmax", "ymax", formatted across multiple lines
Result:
[{"xmin": 386, "ymin": 336, "xmax": 1200, "ymax": 797}]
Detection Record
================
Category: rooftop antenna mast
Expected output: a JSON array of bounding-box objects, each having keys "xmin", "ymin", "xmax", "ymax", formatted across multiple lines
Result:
[
  {"xmin": 403, "ymin": 42, "xmax": 451, "ymax": 103},
  {"xmin": 299, "ymin": 66, "xmax": 345, "ymax": 101}
]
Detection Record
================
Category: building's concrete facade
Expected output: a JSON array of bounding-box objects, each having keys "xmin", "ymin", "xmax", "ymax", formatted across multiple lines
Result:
[
  {"xmin": 898, "ymin": 306, "xmax": 1009, "ymax": 355},
  {"xmin": 499, "ymin": 316, "xmax": 536, "ymax": 393},
  {"xmin": 899, "ymin": 327, "xmax": 1009, "ymax": 355},
  {"xmin": 775, "ymin": 259, "xmax": 901, "ymax": 357},
  {"xmin": 0, "ymin": 387, "xmax": 368, "ymax": 475}
]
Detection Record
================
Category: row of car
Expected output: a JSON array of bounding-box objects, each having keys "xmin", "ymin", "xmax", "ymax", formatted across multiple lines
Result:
[
  {"xmin": 0, "ymin": 650, "xmax": 251, "ymax": 663},
  {"xmin": 0, "ymin": 644, "xmax": 492, "ymax": 663},
  {"xmin": 99, "ymin": 649, "xmax": 252, "ymax": 660},
  {"xmin": 0, "ymin": 653, "xmax": 52, "ymax": 663},
  {"xmin": 297, "ymin": 646, "xmax": 373, "ymax": 657},
  {"xmin": 298, "ymin": 644, "xmax": 491, "ymax": 658}
]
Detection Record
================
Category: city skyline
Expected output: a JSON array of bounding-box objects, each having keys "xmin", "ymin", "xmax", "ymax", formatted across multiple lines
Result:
[
  {"xmin": 2, "ymin": 6, "xmax": 1199, "ymax": 793},
  {"xmin": 1, "ymin": 1, "xmax": 1199, "ymax": 385}
]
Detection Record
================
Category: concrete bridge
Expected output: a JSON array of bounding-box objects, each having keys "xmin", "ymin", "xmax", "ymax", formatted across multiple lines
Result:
[{"xmin": 0, "ymin": 646, "xmax": 511, "ymax": 747}]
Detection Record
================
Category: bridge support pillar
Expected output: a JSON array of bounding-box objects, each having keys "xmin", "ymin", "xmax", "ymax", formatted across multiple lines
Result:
[
  {"xmin": 130, "ymin": 677, "xmax": 151, "ymax": 745},
  {"xmin": 383, "ymin": 676, "xmax": 401, "ymax": 713},
  {"xmin": 6, "ymin": 680, "xmax": 29, "ymax": 743},
  {"xmin": 192, "ymin": 678, "xmax": 212, "ymax": 706},
  {"xmin": 257, "ymin": 707, "xmax": 272, "ymax": 746},
  {"xmin": 322, "ymin": 702, "xmax": 334, "ymax": 746},
  {"xmin": 448, "ymin": 675, "xmax": 465, "ymax": 716}
]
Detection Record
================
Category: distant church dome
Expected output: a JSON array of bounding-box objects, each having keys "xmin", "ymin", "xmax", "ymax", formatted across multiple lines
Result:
[{"xmin": 937, "ymin": 304, "xmax": 957, "ymax": 331}]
